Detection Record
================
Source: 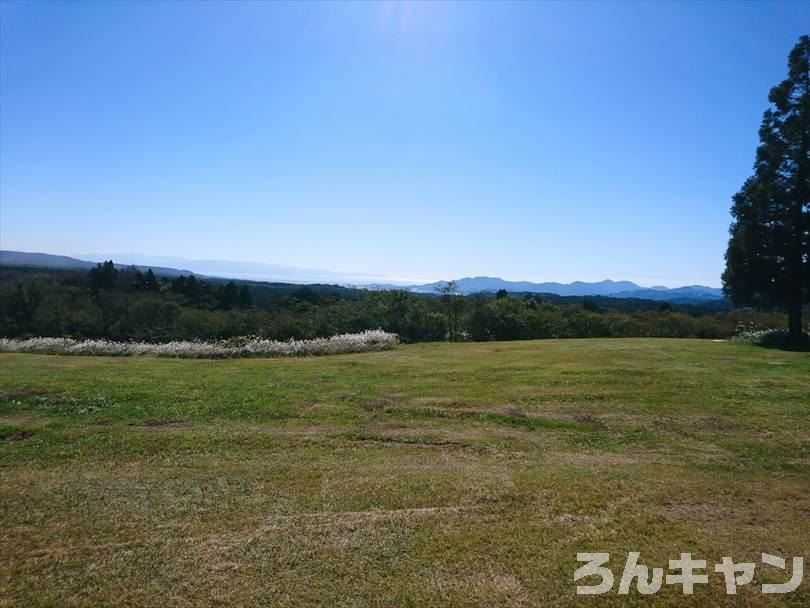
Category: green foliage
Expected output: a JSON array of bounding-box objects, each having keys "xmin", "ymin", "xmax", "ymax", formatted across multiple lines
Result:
[
  {"xmin": 219, "ymin": 281, "xmax": 239, "ymax": 310},
  {"xmin": 87, "ymin": 260, "xmax": 117, "ymax": 289},
  {"xmin": 723, "ymin": 36, "xmax": 810, "ymax": 343},
  {"xmin": 0, "ymin": 265, "xmax": 794, "ymax": 343},
  {"xmin": 237, "ymin": 285, "xmax": 253, "ymax": 309},
  {"xmin": 732, "ymin": 325, "xmax": 810, "ymax": 350},
  {"xmin": 143, "ymin": 269, "xmax": 159, "ymax": 292},
  {"xmin": 108, "ymin": 298, "xmax": 181, "ymax": 341},
  {"xmin": 582, "ymin": 298, "xmax": 600, "ymax": 312}
]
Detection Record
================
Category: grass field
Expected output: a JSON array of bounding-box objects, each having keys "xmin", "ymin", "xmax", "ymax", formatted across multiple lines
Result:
[{"xmin": 1, "ymin": 338, "xmax": 808, "ymax": 607}]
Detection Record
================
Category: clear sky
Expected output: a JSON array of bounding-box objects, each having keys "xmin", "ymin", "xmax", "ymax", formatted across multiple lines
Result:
[{"xmin": 1, "ymin": 1, "xmax": 808, "ymax": 286}]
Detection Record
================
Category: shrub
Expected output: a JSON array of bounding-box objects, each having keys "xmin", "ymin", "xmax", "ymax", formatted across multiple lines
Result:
[
  {"xmin": 732, "ymin": 323, "xmax": 810, "ymax": 350},
  {"xmin": 0, "ymin": 330, "xmax": 399, "ymax": 359}
]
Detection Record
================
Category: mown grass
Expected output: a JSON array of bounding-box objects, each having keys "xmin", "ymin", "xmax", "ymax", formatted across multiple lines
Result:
[{"xmin": 0, "ymin": 338, "xmax": 808, "ymax": 607}]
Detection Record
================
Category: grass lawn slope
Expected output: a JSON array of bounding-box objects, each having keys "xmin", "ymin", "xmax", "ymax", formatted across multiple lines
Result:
[{"xmin": 1, "ymin": 338, "xmax": 808, "ymax": 606}]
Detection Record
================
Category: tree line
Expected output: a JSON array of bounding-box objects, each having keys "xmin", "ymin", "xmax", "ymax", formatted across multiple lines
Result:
[{"xmin": 0, "ymin": 263, "xmax": 790, "ymax": 343}]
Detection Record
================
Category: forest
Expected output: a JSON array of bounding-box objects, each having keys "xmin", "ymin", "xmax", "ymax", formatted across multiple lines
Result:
[{"xmin": 0, "ymin": 261, "xmax": 789, "ymax": 343}]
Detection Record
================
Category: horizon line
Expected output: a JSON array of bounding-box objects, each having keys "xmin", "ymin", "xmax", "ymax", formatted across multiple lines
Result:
[{"xmin": 1, "ymin": 247, "xmax": 723, "ymax": 289}]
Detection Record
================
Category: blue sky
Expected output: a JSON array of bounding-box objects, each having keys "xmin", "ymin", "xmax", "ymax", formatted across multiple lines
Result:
[{"xmin": 1, "ymin": 1, "xmax": 808, "ymax": 286}]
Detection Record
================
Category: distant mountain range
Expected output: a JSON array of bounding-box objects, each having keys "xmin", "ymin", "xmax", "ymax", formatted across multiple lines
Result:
[
  {"xmin": 0, "ymin": 250, "xmax": 386, "ymax": 284},
  {"xmin": 0, "ymin": 250, "xmax": 194, "ymax": 278},
  {"xmin": 0, "ymin": 250, "xmax": 725, "ymax": 303},
  {"xmin": 362, "ymin": 276, "xmax": 724, "ymax": 302}
]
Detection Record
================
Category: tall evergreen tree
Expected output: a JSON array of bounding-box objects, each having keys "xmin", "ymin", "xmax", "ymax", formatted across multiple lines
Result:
[
  {"xmin": 185, "ymin": 275, "xmax": 199, "ymax": 299},
  {"xmin": 437, "ymin": 280, "xmax": 462, "ymax": 341},
  {"xmin": 131, "ymin": 270, "xmax": 145, "ymax": 290},
  {"xmin": 143, "ymin": 269, "xmax": 160, "ymax": 292},
  {"xmin": 723, "ymin": 36, "xmax": 810, "ymax": 345},
  {"xmin": 219, "ymin": 281, "xmax": 239, "ymax": 310},
  {"xmin": 88, "ymin": 260, "xmax": 118, "ymax": 290}
]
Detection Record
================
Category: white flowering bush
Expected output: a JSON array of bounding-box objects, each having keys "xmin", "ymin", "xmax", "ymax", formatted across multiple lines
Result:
[
  {"xmin": 732, "ymin": 322, "xmax": 809, "ymax": 348},
  {"xmin": 0, "ymin": 330, "xmax": 399, "ymax": 359}
]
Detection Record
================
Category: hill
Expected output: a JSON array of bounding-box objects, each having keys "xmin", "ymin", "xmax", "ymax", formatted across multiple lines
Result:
[
  {"xmin": 364, "ymin": 276, "xmax": 724, "ymax": 303},
  {"xmin": 415, "ymin": 276, "xmax": 643, "ymax": 295},
  {"xmin": 1, "ymin": 251, "xmax": 724, "ymax": 304},
  {"xmin": 0, "ymin": 250, "xmax": 194, "ymax": 278}
]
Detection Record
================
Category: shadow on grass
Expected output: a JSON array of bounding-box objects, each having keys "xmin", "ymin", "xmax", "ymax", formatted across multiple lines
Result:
[{"xmin": 736, "ymin": 330, "xmax": 810, "ymax": 352}]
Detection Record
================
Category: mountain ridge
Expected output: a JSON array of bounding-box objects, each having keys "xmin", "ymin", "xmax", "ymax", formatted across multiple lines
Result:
[
  {"xmin": 0, "ymin": 250, "xmax": 724, "ymax": 302},
  {"xmin": 362, "ymin": 276, "xmax": 723, "ymax": 300},
  {"xmin": 0, "ymin": 250, "xmax": 195, "ymax": 278}
]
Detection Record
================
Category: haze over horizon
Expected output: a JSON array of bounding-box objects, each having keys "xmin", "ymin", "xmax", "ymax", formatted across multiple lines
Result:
[
  {"xmin": 2, "ymin": 1, "xmax": 808, "ymax": 287},
  {"xmin": 1, "ymin": 247, "xmax": 724, "ymax": 290},
  {"xmin": 70, "ymin": 251, "xmax": 721, "ymax": 288}
]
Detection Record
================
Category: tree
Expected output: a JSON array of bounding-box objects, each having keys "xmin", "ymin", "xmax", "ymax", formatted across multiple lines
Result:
[
  {"xmin": 179, "ymin": 274, "xmax": 201, "ymax": 303},
  {"xmin": 184, "ymin": 275, "xmax": 200, "ymax": 301},
  {"xmin": 123, "ymin": 265, "xmax": 142, "ymax": 290},
  {"xmin": 723, "ymin": 36, "xmax": 810, "ymax": 346},
  {"xmin": 131, "ymin": 270, "xmax": 145, "ymax": 290},
  {"xmin": 383, "ymin": 290, "xmax": 411, "ymax": 334},
  {"xmin": 219, "ymin": 281, "xmax": 239, "ymax": 310},
  {"xmin": 292, "ymin": 286, "xmax": 319, "ymax": 304},
  {"xmin": 436, "ymin": 280, "xmax": 463, "ymax": 341},
  {"xmin": 143, "ymin": 269, "xmax": 160, "ymax": 292},
  {"xmin": 88, "ymin": 260, "xmax": 118, "ymax": 290},
  {"xmin": 582, "ymin": 298, "xmax": 600, "ymax": 313},
  {"xmin": 237, "ymin": 285, "xmax": 253, "ymax": 309}
]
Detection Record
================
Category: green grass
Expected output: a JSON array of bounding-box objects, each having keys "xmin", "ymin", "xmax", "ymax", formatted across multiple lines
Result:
[{"xmin": 1, "ymin": 338, "xmax": 808, "ymax": 607}]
